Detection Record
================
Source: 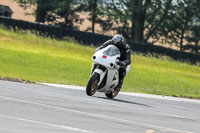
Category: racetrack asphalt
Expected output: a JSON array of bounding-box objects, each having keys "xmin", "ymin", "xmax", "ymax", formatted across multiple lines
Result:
[{"xmin": 0, "ymin": 80, "xmax": 199, "ymax": 133}]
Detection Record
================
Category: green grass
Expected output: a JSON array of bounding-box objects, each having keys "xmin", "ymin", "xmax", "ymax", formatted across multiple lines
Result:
[{"xmin": 0, "ymin": 28, "xmax": 200, "ymax": 98}]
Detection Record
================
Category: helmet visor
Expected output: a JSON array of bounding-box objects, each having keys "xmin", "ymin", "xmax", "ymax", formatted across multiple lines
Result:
[{"xmin": 112, "ymin": 36, "xmax": 121, "ymax": 45}]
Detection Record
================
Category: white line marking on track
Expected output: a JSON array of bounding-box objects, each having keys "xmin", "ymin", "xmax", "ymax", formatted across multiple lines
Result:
[
  {"xmin": 39, "ymin": 83, "xmax": 200, "ymax": 104},
  {"xmin": 2, "ymin": 83, "xmax": 189, "ymax": 120},
  {"xmin": 0, "ymin": 96, "xmax": 195, "ymax": 133},
  {"xmin": 0, "ymin": 114, "xmax": 91, "ymax": 133},
  {"xmin": 36, "ymin": 83, "xmax": 193, "ymax": 120}
]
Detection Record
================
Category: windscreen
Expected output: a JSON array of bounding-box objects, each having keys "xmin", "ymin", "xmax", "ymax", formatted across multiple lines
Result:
[{"xmin": 103, "ymin": 45, "xmax": 120, "ymax": 56}]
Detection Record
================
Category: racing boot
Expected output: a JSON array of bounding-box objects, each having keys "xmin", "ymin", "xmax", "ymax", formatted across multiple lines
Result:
[
  {"xmin": 115, "ymin": 71, "xmax": 126, "ymax": 91},
  {"xmin": 115, "ymin": 67, "xmax": 126, "ymax": 91},
  {"xmin": 114, "ymin": 79, "xmax": 123, "ymax": 91}
]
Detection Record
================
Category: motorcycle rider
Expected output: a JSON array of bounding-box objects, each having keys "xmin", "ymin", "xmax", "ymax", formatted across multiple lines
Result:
[{"xmin": 95, "ymin": 34, "xmax": 131, "ymax": 91}]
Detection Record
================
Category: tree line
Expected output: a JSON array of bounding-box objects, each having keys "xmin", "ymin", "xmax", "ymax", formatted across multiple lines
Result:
[{"xmin": 15, "ymin": 0, "xmax": 200, "ymax": 54}]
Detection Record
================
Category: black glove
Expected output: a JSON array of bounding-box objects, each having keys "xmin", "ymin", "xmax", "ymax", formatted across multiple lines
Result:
[{"xmin": 116, "ymin": 59, "xmax": 125, "ymax": 66}]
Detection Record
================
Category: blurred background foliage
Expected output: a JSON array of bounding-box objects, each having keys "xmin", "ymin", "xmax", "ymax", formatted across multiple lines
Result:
[{"xmin": 14, "ymin": 0, "xmax": 200, "ymax": 54}]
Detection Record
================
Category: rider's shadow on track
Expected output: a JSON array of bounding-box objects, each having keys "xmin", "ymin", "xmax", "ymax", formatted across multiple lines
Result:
[{"xmin": 93, "ymin": 96, "xmax": 152, "ymax": 108}]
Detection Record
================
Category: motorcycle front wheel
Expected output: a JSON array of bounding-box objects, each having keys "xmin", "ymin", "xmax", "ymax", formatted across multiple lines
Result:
[
  {"xmin": 105, "ymin": 90, "xmax": 119, "ymax": 99},
  {"xmin": 86, "ymin": 72, "xmax": 99, "ymax": 96}
]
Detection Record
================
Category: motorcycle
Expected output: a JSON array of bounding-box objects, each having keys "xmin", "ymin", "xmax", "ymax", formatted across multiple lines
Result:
[{"xmin": 86, "ymin": 45, "xmax": 129, "ymax": 98}]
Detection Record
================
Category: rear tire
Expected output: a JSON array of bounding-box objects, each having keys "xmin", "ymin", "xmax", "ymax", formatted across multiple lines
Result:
[
  {"xmin": 105, "ymin": 90, "xmax": 119, "ymax": 99},
  {"xmin": 86, "ymin": 73, "xmax": 99, "ymax": 96}
]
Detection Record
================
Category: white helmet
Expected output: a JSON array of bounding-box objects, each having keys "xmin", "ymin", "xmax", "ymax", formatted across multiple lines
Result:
[{"xmin": 112, "ymin": 34, "xmax": 126, "ymax": 48}]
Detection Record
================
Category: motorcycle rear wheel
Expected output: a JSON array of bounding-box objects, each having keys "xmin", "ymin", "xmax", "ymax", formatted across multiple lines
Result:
[
  {"xmin": 86, "ymin": 73, "xmax": 99, "ymax": 96},
  {"xmin": 105, "ymin": 90, "xmax": 119, "ymax": 99}
]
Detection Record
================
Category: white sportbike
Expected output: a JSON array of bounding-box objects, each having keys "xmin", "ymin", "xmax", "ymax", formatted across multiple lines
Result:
[{"xmin": 86, "ymin": 45, "xmax": 130, "ymax": 98}]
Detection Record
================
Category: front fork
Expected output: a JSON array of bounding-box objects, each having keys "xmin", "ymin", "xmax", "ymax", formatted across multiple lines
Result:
[
  {"xmin": 91, "ymin": 63, "xmax": 97, "ymax": 74},
  {"xmin": 91, "ymin": 63, "xmax": 107, "ymax": 86}
]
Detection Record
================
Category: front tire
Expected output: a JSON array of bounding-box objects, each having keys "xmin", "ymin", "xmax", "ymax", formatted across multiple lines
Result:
[
  {"xmin": 105, "ymin": 90, "xmax": 119, "ymax": 99},
  {"xmin": 86, "ymin": 73, "xmax": 99, "ymax": 96}
]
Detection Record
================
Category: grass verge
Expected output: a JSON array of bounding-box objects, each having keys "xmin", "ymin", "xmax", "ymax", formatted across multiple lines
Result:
[{"xmin": 0, "ymin": 28, "xmax": 200, "ymax": 98}]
